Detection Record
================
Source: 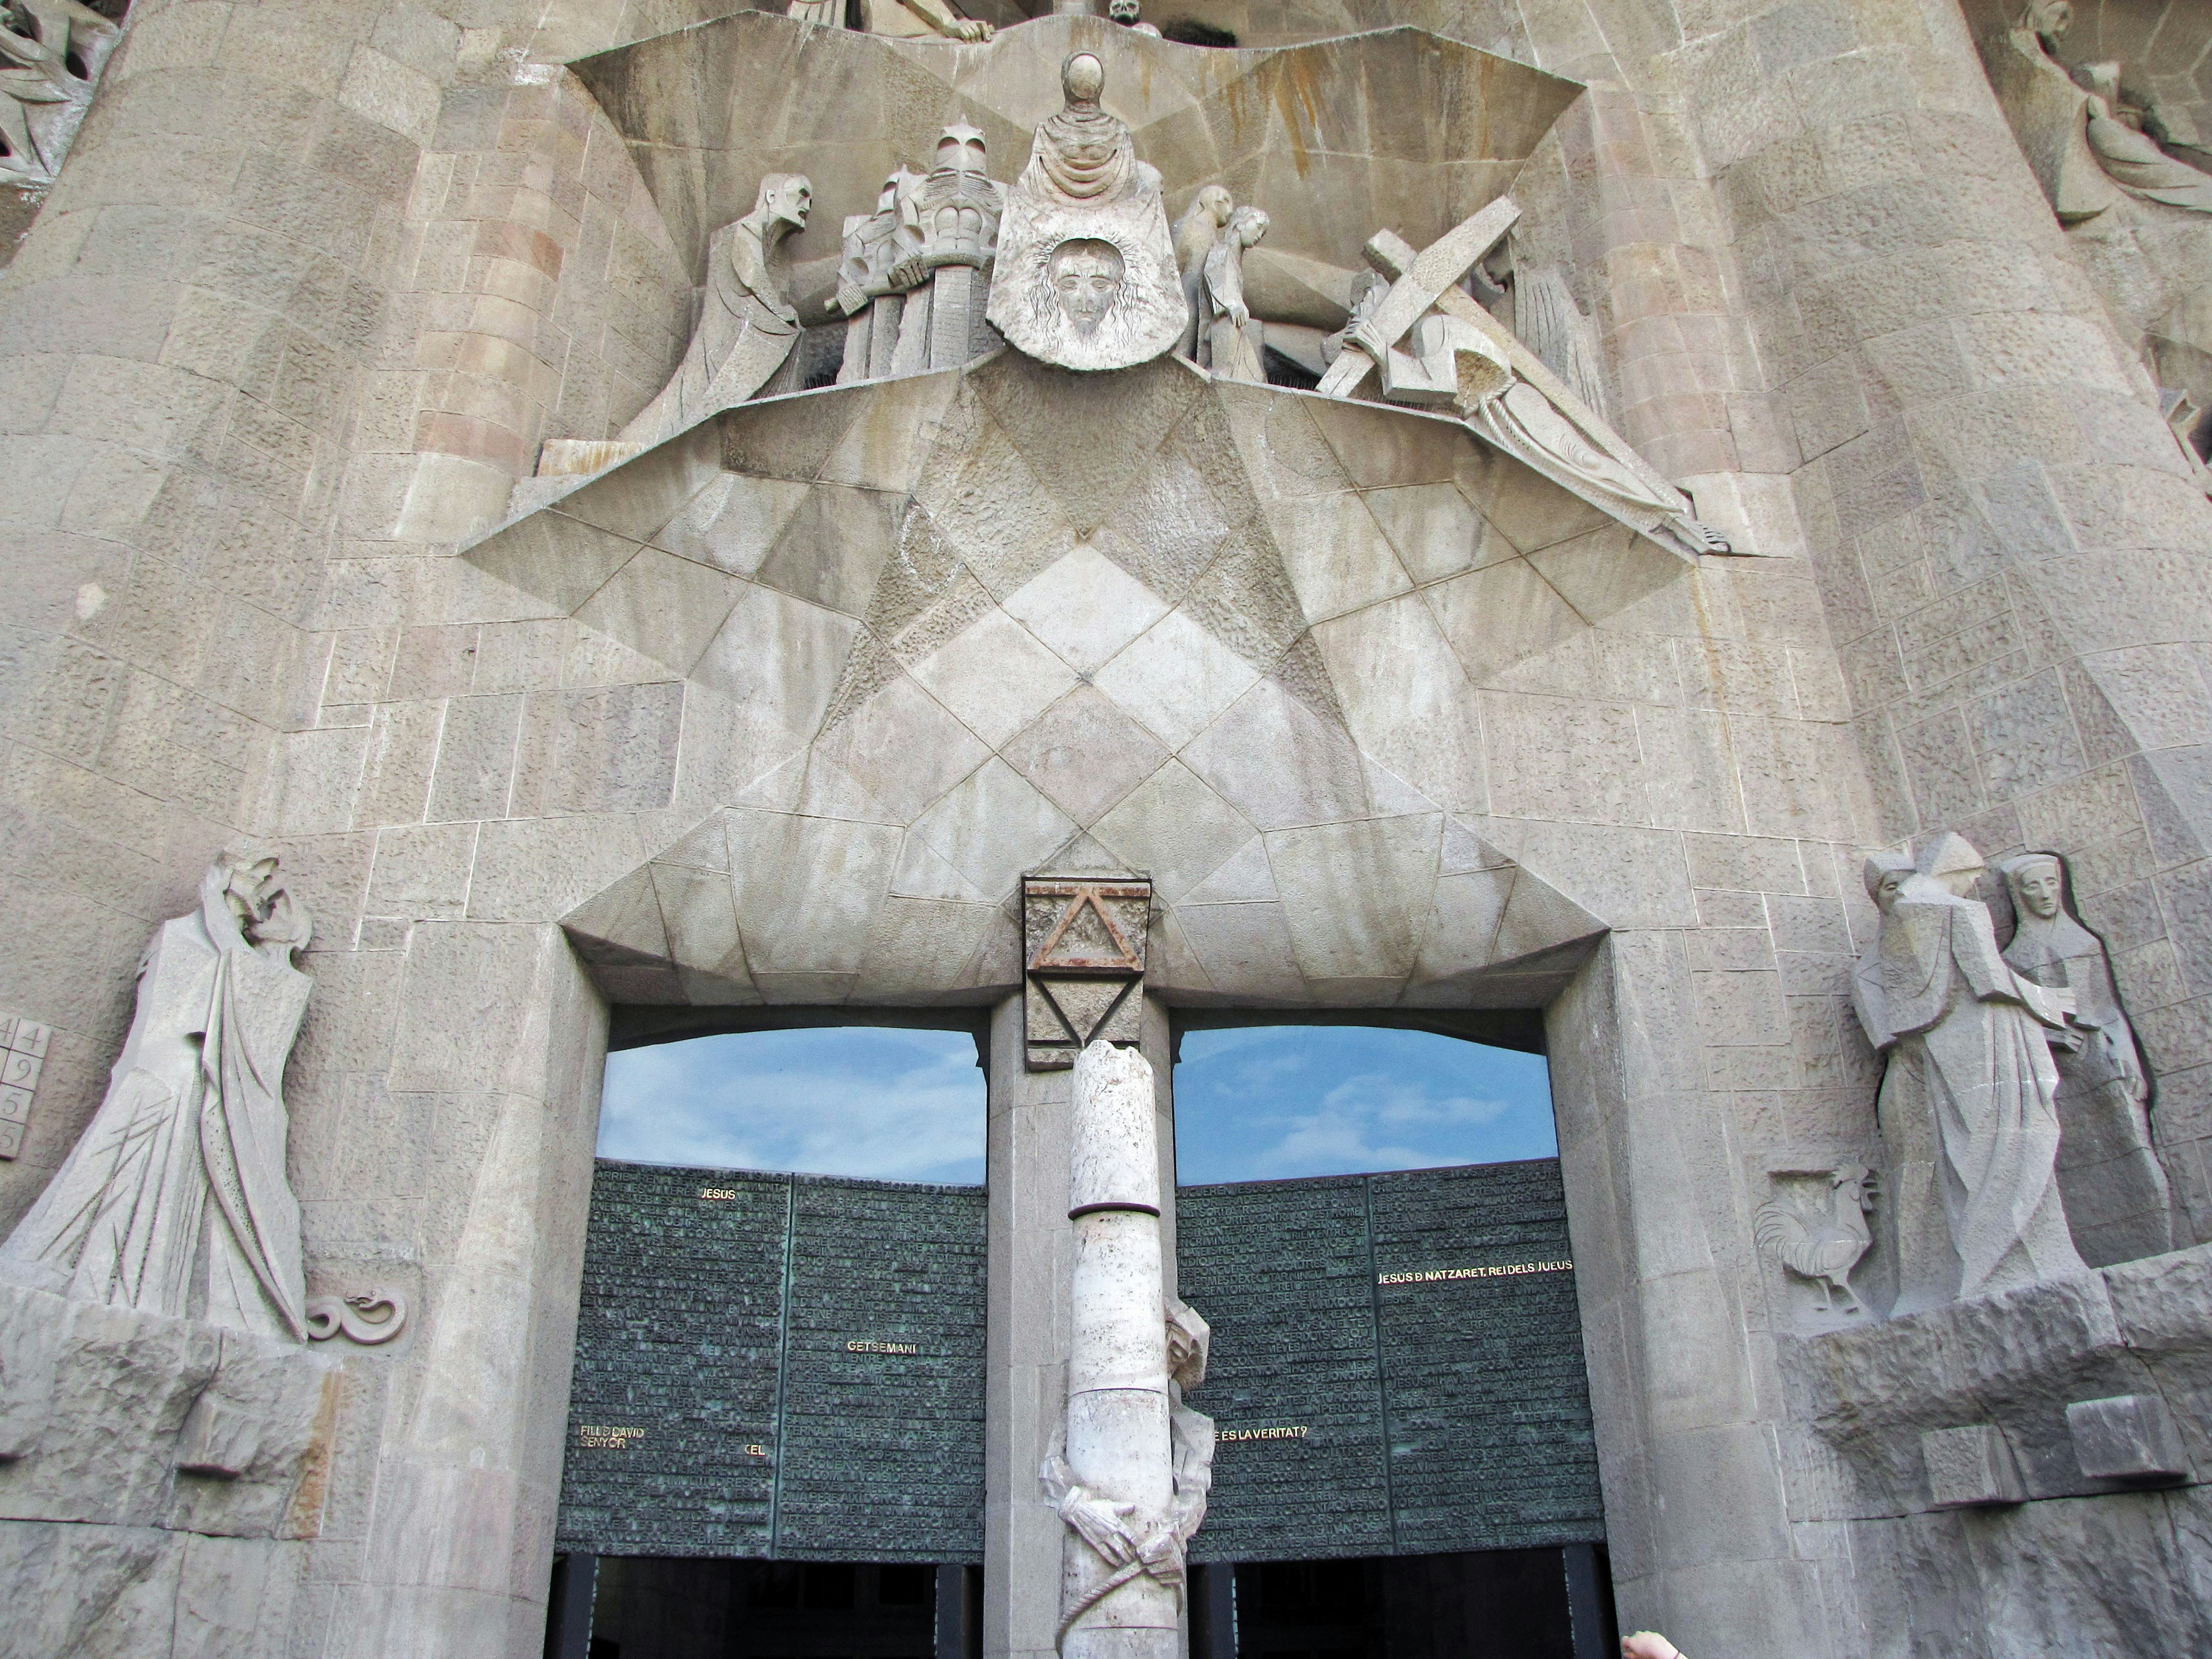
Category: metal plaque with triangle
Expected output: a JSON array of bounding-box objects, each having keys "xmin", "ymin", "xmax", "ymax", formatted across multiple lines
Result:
[{"xmin": 1023, "ymin": 874, "xmax": 1151, "ymax": 1070}]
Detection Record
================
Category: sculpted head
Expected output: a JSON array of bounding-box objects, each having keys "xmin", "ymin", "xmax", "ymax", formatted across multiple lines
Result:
[
  {"xmin": 1048, "ymin": 238, "xmax": 1124, "ymax": 332},
  {"xmin": 935, "ymin": 120, "xmax": 987, "ymax": 177},
  {"xmin": 1063, "ymin": 51, "xmax": 1105, "ymax": 107},
  {"xmin": 1226, "ymin": 203, "xmax": 1269, "ymax": 248},
  {"xmin": 1108, "ymin": 0, "xmax": 1141, "ymax": 22},
  {"xmin": 2026, "ymin": 0, "xmax": 2073, "ymax": 44},
  {"xmin": 1192, "ymin": 184, "xmax": 1232, "ymax": 229},
  {"xmin": 756, "ymin": 173, "xmax": 812, "ymax": 235},
  {"xmin": 1916, "ymin": 831, "xmax": 1986, "ymax": 899},
  {"xmin": 2001, "ymin": 853, "xmax": 2067, "ymax": 922},
  {"xmin": 1863, "ymin": 851, "xmax": 1914, "ymax": 915},
  {"xmin": 1165, "ymin": 1297, "xmax": 1210, "ymax": 1390}
]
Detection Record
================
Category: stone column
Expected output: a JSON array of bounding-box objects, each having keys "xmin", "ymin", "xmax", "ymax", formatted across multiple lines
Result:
[
  {"xmin": 1666, "ymin": 0, "xmax": 2212, "ymax": 1238},
  {"xmin": 983, "ymin": 993, "xmax": 1173, "ymax": 1659}
]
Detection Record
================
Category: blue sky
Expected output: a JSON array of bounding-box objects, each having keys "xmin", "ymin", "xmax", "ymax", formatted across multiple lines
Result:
[
  {"xmin": 597, "ymin": 1027, "xmax": 988, "ymax": 1183},
  {"xmin": 596, "ymin": 1024, "xmax": 1555, "ymax": 1186},
  {"xmin": 1172, "ymin": 1026, "xmax": 1556, "ymax": 1185}
]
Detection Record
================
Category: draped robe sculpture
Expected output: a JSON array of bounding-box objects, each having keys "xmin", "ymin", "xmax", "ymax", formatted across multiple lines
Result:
[
  {"xmin": 1851, "ymin": 836, "xmax": 2086, "ymax": 1313},
  {"xmin": 1999, "ymin": 853, "xmax": 2173, "ymax": 1265},
  {"xmin": 1, "ymin": 850, "xmax": 315, "ymax": 1341},
  {"xmin": 1171, "ymin": 185, "xmax": 1233, "ymax": 361},
  {"xmin": 1198, "ymin": 205, "xmax": 1269, "ymax": 383},
  {"xmin": 986, "ymin": 53, "xmax": 1186, "ymax": 372},
  {"xmin": 618, "ymin": 174, "xmax": 813, "ymax": 448}
]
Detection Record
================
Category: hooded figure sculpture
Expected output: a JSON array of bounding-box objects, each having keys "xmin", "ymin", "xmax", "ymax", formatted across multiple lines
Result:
[
  {"xmin": 1855, "ymin": 835, "xmax": 2088, "ymax": 1312},
  {"xmin": 986, "ymin": 54, "xmax": 1186, "ymax": 372},
  {"xmin": 1, "ymin": 850, "xmax": 315, "ymax": 1340},
  {"xmin": 619, "ymin": 173, "xmax": 813, "ymax": 446},
  {"xmin": 1999, "ymin": 852, "xmax": 2174, "ymax": 1264}
]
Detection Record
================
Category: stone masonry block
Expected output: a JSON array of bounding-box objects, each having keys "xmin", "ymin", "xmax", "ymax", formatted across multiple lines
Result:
[
  {"xmin": 2066, "ymin": 1394, "xmax": 2190, "ymax": 1484},
  {"xmin": 1922, "ymin": 1425, "xmax": 2026, "ymax": 1509}
]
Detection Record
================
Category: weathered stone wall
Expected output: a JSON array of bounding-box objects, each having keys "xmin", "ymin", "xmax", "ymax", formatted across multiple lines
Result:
[{"xmin": 1, "ymin": 3, "xmax": 2209, "ymax": 1658}]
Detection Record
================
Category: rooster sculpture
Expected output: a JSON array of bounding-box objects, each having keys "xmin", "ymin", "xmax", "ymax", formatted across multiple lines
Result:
[{"xmin": 1755, "ymin": 1164, "xmax": 1877, "ymax": 1315}]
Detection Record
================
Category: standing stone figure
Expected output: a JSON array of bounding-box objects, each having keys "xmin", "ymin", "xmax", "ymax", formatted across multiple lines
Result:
[
  {"xmin": 1851, "ymin": 835, "xmax": 2086, "ymax": 1313},
  {"xmin": 1171, "ymin": 185, "xmax": 1233, "ymax": 359},
  {"xmin": 836, "ymin": 167, "xmax": 923, "ymax": 385},
  {"xmin": 1999, "ymin": 853, "xmax": 2174, "ymax": 1265},
  {"xmin": 1199, "ymin": 204, "xmax": 1270, "ymax": 383},
  {"xmin": 1043, "ymin": 1040, "xmax": 1213, "ymax": 1659},
  {"xmin": 1, "ymin": 850, "xmax": 315, "ymax": 1342},
  {"xmin": 888, "ymin": 122, "xmax": 1006, "ymax": 376},
  {"xmin": 618, "ymin": 174, "xmax": 813, "ymax": 448},
  {"xmin": 986, "ymin": 53, "xmax": 1187, "ymax": 372}
]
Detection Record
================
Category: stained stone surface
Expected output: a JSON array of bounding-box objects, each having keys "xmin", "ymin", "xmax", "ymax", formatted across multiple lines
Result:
[{"xmin": 6, "ymin": 1, "xmax": 2212, "ymax": 1656}]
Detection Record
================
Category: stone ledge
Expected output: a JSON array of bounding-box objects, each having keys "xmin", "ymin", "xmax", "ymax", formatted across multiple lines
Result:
[
  {"xmin": 1781, "ymin": 1244, "xmax": 2212, "ymax": 1517},
  {"xmin": 0, "ymin": 1281, "xmax": 340, "ymax": 1542}
]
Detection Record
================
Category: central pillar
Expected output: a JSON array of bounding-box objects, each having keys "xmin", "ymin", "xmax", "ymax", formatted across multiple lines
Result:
[{"xmin": 983, "ymin": 993, "xmax": 1175, "ymax": 1659}]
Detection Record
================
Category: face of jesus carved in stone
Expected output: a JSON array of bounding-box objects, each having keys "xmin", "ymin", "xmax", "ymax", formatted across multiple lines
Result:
[{"xmin": 1048, "ymin": 240, "xmax": 1124, "ymax": 333}]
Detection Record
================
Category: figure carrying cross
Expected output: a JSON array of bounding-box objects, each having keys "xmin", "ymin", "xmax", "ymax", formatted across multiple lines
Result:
[{"xmin": 1316, "ymin": 197, "xmax": 1732, "ymax": 560}]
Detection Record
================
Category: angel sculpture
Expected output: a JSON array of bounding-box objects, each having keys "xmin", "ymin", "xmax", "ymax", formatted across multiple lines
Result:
[{"xmin": 1755, "ymin": 1165, "xmax": 1877, "ymax": 1315}]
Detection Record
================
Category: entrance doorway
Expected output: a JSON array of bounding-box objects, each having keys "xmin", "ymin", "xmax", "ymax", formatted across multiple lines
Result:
[
  {"xmin": 1194, "ymin": 1546, "xmax": 1615, "ymax": 1659},
  {"xmin": 557, "ymin": 1556, "xmax": 982, "ymax": 1659}
]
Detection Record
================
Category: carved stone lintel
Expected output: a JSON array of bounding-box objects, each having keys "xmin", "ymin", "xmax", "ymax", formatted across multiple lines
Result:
[{"xmin": 1022, "ymin": 874, "xmax": 1150, "ymax": 1070}]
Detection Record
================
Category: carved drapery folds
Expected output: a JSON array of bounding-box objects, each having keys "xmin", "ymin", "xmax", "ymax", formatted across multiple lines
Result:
[
  {"xmin": 0, "ymin": 849, "xmax": 316, "ymax": 1343},
  {"xmin": 0, "ymin": 0, "xmax": 120, "ymax": 193},
  {"xmin": 1844, "ymin": 834, "xmax": 2180, "ymax": 1316},
  {"xmin": 986, "ymin": 54, "xmax": 1187, "ymax": 372}
]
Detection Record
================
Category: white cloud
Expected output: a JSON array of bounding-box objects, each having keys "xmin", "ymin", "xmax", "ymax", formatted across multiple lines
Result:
[
  {"xmin": 1175, "ymin": 1026, "xmax": 1554, "ymax": 1184},
  {"xmin": 597, "ymin": 1029, "xmax": 986, "ymax": 1184},
  {"xmin": 1245, "ymin": 1074, "xmax": 1516, "ymax": 1179}
]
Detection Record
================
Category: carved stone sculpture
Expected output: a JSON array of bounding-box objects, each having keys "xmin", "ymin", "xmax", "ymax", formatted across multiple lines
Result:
[
  {"xmin": 1513, "ymin": 263, "xmax": 1615, "ymax": 425},
  {"xmin": 887, "ymin": 122, "xmax": 1006, "ymax": 376},
  {"xmin": 836, "ymin": 167, "xmax": 924, "ymax": 385},
  {"xmin": 790, "ymin": 0, "xmax": 993, "ymax": 40},
  {"xmin": 1319, "ymin": 199, "xmax": 1730, "ymax": 559},
  {"xmin": 1042, "ymin": 1041, "xmax": 1212, "ymax": 1659},
  {"xmin": 0, "ymin": 0, "xmax": 120, "ymax": 188},
  {"xmin": 305, "ymin": 1290, "xmax": 410, "ymax": 1346},
  {"xmin": 1851, "ymin": 835, "xmax": 2088, "ymax": 1313},
  {"xmin": 1171, "ymin": 185, "xmax": 1233, "ymax": 359},
  {"xmin": 1108, "ymin": 0, "xmax": 1162, "ymax": 36},
  {"xmin": 1999, "ymin": 852, "xmax": 2175, "ymax": 1265},
  {"xmin": 1756, "ymin": 1164, "xmax": 1877, "ymax": 1315},
  {"xmin": 617, "ymin": 174, "xmax": 813, "ymax": 449},
  {"xmin": 1990, "ymin": 2, "xmax": 2212, "ymax": 219},
  {"xmin": 0, "ymin": 850, "xmax": 315, "ymax": 1342},
  {"xmin": 0, "ymin": 1012, "xmax": 50, "ymax": 1161},
  {"xmin": 1198, "ymin": 205, "xmax": 1268, "ymax": 383},
  {"xmin": 986, "ymin": 54, "xmax": 1187, "ymax": 372},
  {"xmin": 1024, "ymin": 876, "xmax": 1149, "ymax": 1070}
]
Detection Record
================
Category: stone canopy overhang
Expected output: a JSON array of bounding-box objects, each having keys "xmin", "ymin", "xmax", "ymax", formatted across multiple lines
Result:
[
  {"xmin": 457, "ymin": 353, "xmax": 1692, "ymax": 1013},
  {"xmin": 568, "ymin": 13, "xmax": 1585, "ymax": 329}
]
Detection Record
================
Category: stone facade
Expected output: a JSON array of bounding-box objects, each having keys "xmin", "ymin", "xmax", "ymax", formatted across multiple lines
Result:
[{"xmin": 2, "ymin": 3, "xmax": 2211, "ymax": 1658}]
